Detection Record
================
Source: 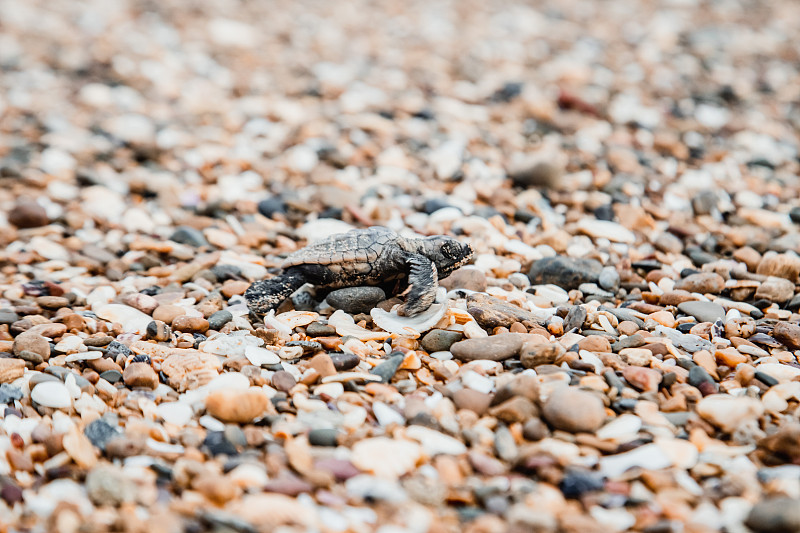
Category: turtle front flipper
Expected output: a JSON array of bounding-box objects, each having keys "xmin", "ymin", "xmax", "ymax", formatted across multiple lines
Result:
[
  {"xmin": 245, "ymin": 268, "xmax": 306, "ymax": 318},
  {"xmin": 397, "ymin": 254, "xmax": 438, "ymax": 317}
]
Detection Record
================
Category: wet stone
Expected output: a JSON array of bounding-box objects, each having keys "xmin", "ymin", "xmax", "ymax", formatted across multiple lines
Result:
[{"xmin": 325, "ymin": 286, "xmax": 386, "ymax": 314}]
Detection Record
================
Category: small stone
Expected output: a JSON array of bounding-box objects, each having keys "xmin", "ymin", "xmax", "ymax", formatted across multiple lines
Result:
[
  {"xmin": 12, "ymin": 332, "xmax": 51, "ymax": 361},
  {"xmin": 86, "ymin": 465, "xmax": 137, "ymax": 506},
  {"xmin": 8, "ymin": 200, "xmax": 49, "ymax": 228},
  {"xmin": 170, "ymin": 226, "xmax": 210, "ymax": 248},
  {"xmin": 205, "ymin": 388, "xmax": 271, "ymax": 423},
  {"xmin": 95, "ymin": 304, "xmax": 153, "ymax": 334},
  {"xmin": 622, "ymin": 366, "xmax": 662, "ymax": 392},
  {"xmin": 678, "ymin": 301, "xmax": 726, "ymax": 323},
  {"xmin": 756, "ymin": 252, "xmax": 800, "ymax": 281},
  {"xmin": 370, "ymin": 351, "xmax": 405, "ymax": 382},
  {"xmin": 756, "ymin": 277, "xmax": 795, "ymax": 302},
  {"xmin": 309, "ymin": 428, "xmax": 339, "ymax": 447},
  {"xmin": 85, "ymin": 419, "xmax": 120, "ymax": 450},
  {"xmin": 450, "ymin": 333, "xmax": 525, "ymax": 362},
  {"xmin": 528, "ymin": 256, "xmax": 603, "ymax": 290},
  {"xmin": 0, "ymin": 383, "xmax": 23, "ymax": 403},
  {"xmin": 488, "ymin": 396, "xmax": 537, "ymax": 424},
  {"xmin": 467, "ymin": 293, "xmax": 541, "ymax": 329},
  {"xmin": 221, "ymin": 280, "xmax": 251, "ymax": 298},
  {"xmin": 578, "ymin": 336, "xmax": 612, "ymax": 353},
  {"xmin": 439, "ymin": 267, "xmax": 487, "ymax": 292},
  {"xmin": 421, "ymin": 329, "xmax": 462, "ymax": 353},
  {"xmin": 152, "ymin": 304, "xmax": 187, "ymax": 325},
  {"xmin": 697, "ymin": 394, "xmax": 764, "ymax": 433},
  {"xmin": 542, "ymin": 387, "xmax": 606, "ymax": 433},
  {"xmin": 0, "ymin": 309, "xmax": 20, "ymax": 325},
  {"xmin": 522, "ymin": 418, "xmax": 549, "ymax": 441},
  {"xmin": 674, "ymin": 273, "xmax": 725, "ymax": 294},
  {"xmin": 564, "ymin": 306, "xmax": 587, "ymax": 332},
  {"xmin": 598, "ymin": 267, "xmax": 621, "ymax": 292},
  {"xmin": 121, "ymin": 292, "xmax": 159, "ymax": 315},
  {"xmin": 172, "ymin": 315, "xmax": 210, "ymax": 333},
  {"xmin": 453, "ymin": 389, "xmax": 492, "ymax": 415},
  {"xmin": 36, "ymin": 296, "xmax": 70, "ymax": 309},
  {"xmin": 772, "ymin": 322, "xmax": 800, "ymax": 350},
  {"xmin": 306, "ymin": 322, "xmax": 336, "ymax": 337},
  {"xmin": 209, "ymin": 310, "xmax": 233, "ymax": 330},
  {"xmin": 576, "ymin": 219, "xmax": 635, "ymax": 243},
  {"xmin": 745, "ymin": 497, "xmax": 800, "ymax": 533},
  {"xmin": 0, "ymin": 359, "xmax": 25, "ymax": 384},
  {"xmin": 271, "ymin": 371, "xmax": 296, "ymax": 392},
  {"xmin": 351, "ymin": 438, "xmax": 423, "ymax": 478},
  {"xmin": 520, "ymin": 341, "xmax": 565, "ymax": 368},
  {"xmin": 325, "ymin": 286, "xmax": 386, "ymax": 314},
  {"xmin": 309, "ymin": 353, "xmax": 337, "ymax": 377},
  {"xmin": 146, "ymin": 320, "xmax": 171, "ymax": 342},
  {"xmin": 406, "ymin": 425, "xmax": 467, "ymax": 456},
  {"xmin": 329, "ymin": 352, "xmax": 360, "ymax": 371},
  {"xmin": 123, "ymin": 362, "xmax": 159, "ymax": 389},
  {"xmin": 63, "ymin": 427, "xmax": 98, "ymax": 468},
  {"xmin": 244, "ymin": 345, "xmax": 280, "ymax": 366},
  {"xmin": 99, "ymin": 370, "xmax": 123, "ymax": 383},
  {"xmin": 31, "ymin": 381, "xmax": 72, "ymax": 409}
]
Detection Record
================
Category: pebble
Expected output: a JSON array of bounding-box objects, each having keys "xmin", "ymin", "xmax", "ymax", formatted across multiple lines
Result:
[
  {"xmin": 12, "ymin": 332, "xmax": 51, "ymax": 361},
  {"xmin": 208, "ymin": 310, "xmax": 233, "ymax": 330},
  {"xmin": 542, "ymin": 387, "xmax": 606, "ymax": 433},
  {"xmin": 450, "ymin": 333, "xmax": 525, "ymax": 362},
  {"xmin": 351, "ymin": 438, "xmax": 422, "ymax": 479},
  {"xmin": 84, "ymin": 419, "xmax": 120, "ymax": 450},
  {"xmin": 205, "ymin": 388, "xmax": 271, "ymax": 423},
  {"xmin": 123, "ymin": 362, "xmax": 159, "ymax": 389},
  {"xmin": 697, "ymin": 394, "xmax": 765, "ymax": 433},
  {"xmin": 755, "ymin": 277, "xmax": 795, "ymax": 302},
  {"xmin": 528, "ymin": 256, "xmax": 603, "ymax": 290},
  {"xmin": 421, "ymin": 329, "xmax": 463, "ymax": 353},
  {"xmin": 325, "ymin": 286, "xmax": 386, "ymax": 314},
  {"xmin": 674, "ymin": 273, "xmax": 725, "ymax": 294},
  {"xmin": 745, "ymin": 498, "xmax": 800, "ymax": 533},
  {"xmin": 30, "ymin": 381, "xmax": 72, "ymax": 409},
  {"xmin": 520, "ymin": 341, "xmax": 565, "ymax": 368},
  {"xmin": 8, "ymin": 200, "xmax": 49, "ymax": 228},
  {"xmin": 172, "ymin": 315, "xmax": 210, "ymax": 333},
  {"xmin": 85, "ymin": 465, "xmax": 137, "ymax": 506},
  {"xmin": 439, "ymin": 267, "xmax": 487, "ymax": 292},
  {"xmin": 0, "ymin": 359, "xmax": 25, "ymax": 384},
  {"xmin": 677, "ymin": 301, "xmax": 726, "ymax": 323}
]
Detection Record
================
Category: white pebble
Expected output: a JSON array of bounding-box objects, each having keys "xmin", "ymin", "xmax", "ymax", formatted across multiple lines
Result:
[{"xmin": 31, "ymin": 381, "xmax": 73, "ymax": 409}]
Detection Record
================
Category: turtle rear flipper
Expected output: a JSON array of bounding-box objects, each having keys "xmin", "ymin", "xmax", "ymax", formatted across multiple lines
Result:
[
  {"xmin": 397, "ymin": 254, "xmax": 438, "ymax": 317},
  {"xmin": 245, "ymin": 269, "xmax": 306, "ymax": 317}
]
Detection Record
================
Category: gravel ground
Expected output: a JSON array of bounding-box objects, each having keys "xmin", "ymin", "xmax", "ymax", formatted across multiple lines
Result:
[{"xmin": 2, "ymin": 0, "xmax": 800, "ymax": 532}]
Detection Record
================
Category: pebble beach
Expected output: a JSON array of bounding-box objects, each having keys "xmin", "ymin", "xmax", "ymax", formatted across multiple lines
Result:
[{"xmin": 2, "ymin": 0, "xmax": 800, "ymax": 531}]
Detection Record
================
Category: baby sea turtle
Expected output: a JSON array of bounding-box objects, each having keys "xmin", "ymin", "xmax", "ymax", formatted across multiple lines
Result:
[{"xmin": 245, "ymin": 226, "xmax": 474, "ymax": 317}]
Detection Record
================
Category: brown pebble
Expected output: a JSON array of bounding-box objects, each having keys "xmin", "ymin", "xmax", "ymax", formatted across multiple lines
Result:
[
  {"xmin": 488, "ymin": 396, "xmax": 538, "ymax": 424},
  {"xmin": 123, "ymin": 362, "xmax": 159, "ymax": 389},
  {"xmin": 453, "ymin": 388, "xmax": 492, "ymax": 415},
  {"xmin": 577, "ymin": 336, "xmax": 612, "ymax": 353},
  {"xmin": 35, "ymin": 296, "xmax": 70, "ymax": 309},
  {"xmin": 221, "ymin": 280, "xmax": 251, "ymax": 298},
  {"xmin": 674, "ymin": 273, "xmax": 725, "ymax": 294},
  {"xmin": 271, "ymin": 371, "xmax": 297, "ymax": 392},
  {"xmin": 152, "ymin": 305, "xmax": 186, "ymax": 325},
  {"xmin": 520, "ymin": 341, "xmax": 565, "ymax": 368},
  {"xmin": 308, "ymin": 353, "xmax": 337, "ymax": 378},
  {"xmin": 12, "ymin": 332, "xmax": 50, "ymax": 361},
  {"xmin": 0, "ymin": 358, "xmax": 25, "ymax": 383},
  {"xmin": 622, "ymin": 366, "xmax": 662, "ymax": 392},
  {"xmin": 172, "ymin": 315, "xmax": 209, "ymax": 333},
  {"xmin": 8, "ymin": 200, "xmax": 49, "ymax": 228},
  {"xmin": 205, "ymin": 388, "xmax": 272, "ymax": 423},
  {"xmin": 542, "ymin": 387, "xmax": 606, "ymax": 433}
]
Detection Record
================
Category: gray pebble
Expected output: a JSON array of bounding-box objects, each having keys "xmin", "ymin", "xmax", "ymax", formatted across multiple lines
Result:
[
  {"xmin": 421, "ymin": 329, "xmax": 463, "ymax": 353},
  {"xmin": 678, "ymin": 301, "xmax": 726, "ymax": 324},
  {"xmin": 208, "ymin": 310, "xmax": 233, "ymax": 330},
  {"xmin": 326, "ymin": 286, "xmax": 386, "ymax": 314}
]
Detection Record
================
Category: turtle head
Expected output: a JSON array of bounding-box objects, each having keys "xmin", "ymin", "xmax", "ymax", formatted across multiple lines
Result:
[{"xmin": 423, "ymin": 236, "xmax": 474, "ymax": 278}]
